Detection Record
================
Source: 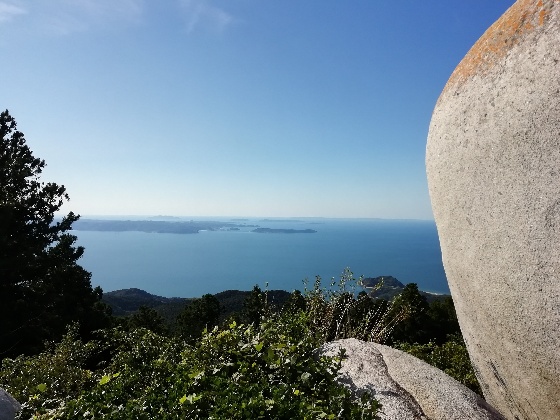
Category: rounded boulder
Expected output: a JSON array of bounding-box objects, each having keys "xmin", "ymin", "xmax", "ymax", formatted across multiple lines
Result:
[{"xmin": 426, "ymin": 1, "xmax": 560, "ymax": 419}]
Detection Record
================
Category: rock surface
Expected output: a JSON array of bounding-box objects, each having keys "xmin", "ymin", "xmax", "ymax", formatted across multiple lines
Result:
[
  {"xmin": 426, "ymin": 1, "xmax": 560, "ymax": 419},
  {"xmin": 374, "ymin": 343, "xmax": 503, "ymax": 420},
  {"xmin": 0, "ymin": 388, "xmax": 20, "ymax": 420},
  {"xmin": 319, "ymin": 339, "xmax": 503, "ymax": 420}
]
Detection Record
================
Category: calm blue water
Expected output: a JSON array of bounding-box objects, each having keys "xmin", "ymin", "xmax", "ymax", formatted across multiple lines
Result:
[{"xmin": 73, "ymin": 218, "xmax": 448, "ymax": 298}]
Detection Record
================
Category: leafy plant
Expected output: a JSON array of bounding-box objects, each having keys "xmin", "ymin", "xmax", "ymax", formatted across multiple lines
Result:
[
  {"xmin": 1, "ymin": 313, "xmax": 381, "ymax": 419},
  {"xmin": 0, "ymin": 324, "xmax": 102, "ymax": 418}
]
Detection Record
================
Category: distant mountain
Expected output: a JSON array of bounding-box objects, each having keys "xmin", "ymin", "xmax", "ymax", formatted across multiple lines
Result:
[
  {"xmin": 102, "ymin": 288, "xmax": 292, "ymax": 323},
  {"xmin": 362, "ymin": 276, "xmax": 450, "ymax": 303},
  {"xmin": 102, "ymin": 288, "xmax": 191, "ymax": 316},
  {"xmin": 102, "ymin": 279, "xmax": 447, "ymax": 323},
  {"xmin": 213, "ymin": 289, "xmax": 292, "ymax": 318}
]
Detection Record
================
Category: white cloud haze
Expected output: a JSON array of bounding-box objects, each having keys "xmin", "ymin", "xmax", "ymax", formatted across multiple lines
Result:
[
  {"xmin": 0, "ymin": 0, "xmax": 235, "ymax": 36},
  {"xmin": 0, "ymin": 0, "xmax": 144, "ymax": 34},
  {"xmin": 0, "ymin": 1, "xmax": 27, "ymax": 23},
  {"xmin": 180, "ymin": 0, "xmax": 235, "ymax": 34}
]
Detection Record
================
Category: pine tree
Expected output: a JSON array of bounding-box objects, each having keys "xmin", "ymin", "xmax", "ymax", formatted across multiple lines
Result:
[
  {"xmin": 0, "ymin": 110, "xmax": 110, "ymax": 358},
  {"xmin": 176, "ymin": 294, "xmax": 221, "ymax": 342}
]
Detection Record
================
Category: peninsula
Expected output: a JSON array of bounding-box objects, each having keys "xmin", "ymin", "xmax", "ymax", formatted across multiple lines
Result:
[{"xmin": 72, "ymin": 219, "xmax": 258, "ymax": 234}]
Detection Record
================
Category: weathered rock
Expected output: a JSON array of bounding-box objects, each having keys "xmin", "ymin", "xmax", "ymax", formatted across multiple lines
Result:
[
  {"xmin": 426, "ymin": 1, "xmax": 560, "ymax": 419},
  {"xmin": 320, "ymin": 339, "xmax": 427, "ymax": 420},
  {"xmin": 373, "ymin": 343, "xmax": 504, "ymax": 420},
  {"xmin": 0, "ymin": 388, "xmax": 20, "ymax": 420},
  {"xmin": 319, "ymin": 338, "xmax": 503, "ymax": 420}
]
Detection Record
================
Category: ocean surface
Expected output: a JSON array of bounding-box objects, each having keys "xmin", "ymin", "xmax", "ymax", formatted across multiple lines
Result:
[{"xmin": 73, "ymin": 218, "xmax": 448, "ymax": 298}]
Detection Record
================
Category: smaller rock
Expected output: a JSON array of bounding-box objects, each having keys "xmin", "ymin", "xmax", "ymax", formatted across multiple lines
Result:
[
  {"xmin": 0, "ymin": 388, "xmax": 20, "ymax": 420},
  {"xmin": 320, "ymin": 339, "xmax": 428, "ymax": 420},
  {"xmin": 319, "ymin": 339, "xmax": 504, "ymax": 420},
  {"xmin": 374, "ymin": 343, "xmax": 504, "ymax": 420}
]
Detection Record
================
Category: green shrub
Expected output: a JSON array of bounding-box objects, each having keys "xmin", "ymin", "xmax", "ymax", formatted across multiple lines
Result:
[
  {"xmin": 0, "ymin": 324, "xmax": 103, "ymax": 418},
  {"xmin": 1, "ymin": 312, "xmax": 380, "ymax": 419}
]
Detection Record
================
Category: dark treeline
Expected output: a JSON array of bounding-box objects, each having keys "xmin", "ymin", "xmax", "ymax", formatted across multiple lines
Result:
[{"xmin": 105, "ymin": 283, "xmax": 460, "ymax": 349}]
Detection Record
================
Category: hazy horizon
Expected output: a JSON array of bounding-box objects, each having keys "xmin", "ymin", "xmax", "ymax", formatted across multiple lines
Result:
[{"xmin": 68, "ymin": 213, "xmax": 437, "ymax": 222}]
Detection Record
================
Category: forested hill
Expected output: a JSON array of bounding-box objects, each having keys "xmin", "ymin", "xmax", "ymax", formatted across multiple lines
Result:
[
  {"xmin": 103, "ymin": 288, "xmax": 292, "ymax": 321},
  {"xmin": 102, "ymin": 281, "xmax": 449, "ymax": 324},
  {"xmin": 102, "ymin": 288, "xmax": 191, "ymax": 316}
]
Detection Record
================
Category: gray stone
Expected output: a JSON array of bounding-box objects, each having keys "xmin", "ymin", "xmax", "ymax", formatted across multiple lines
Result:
[
  {"xmin": 319, "ymin": 338, "xmax": 503, "ymax": 420},
  {"xmin": 374, "ymin": 343, "xmax": 504, "ymax": 420},
  {"xmin": 426, "ymin": 1, "xmax": 560, "ymax": 419},
  {"xmin": 320, "ymin": 339, "xmax": 427, "ymax": 420},
  {"xmin": 0, "ymin": 388, "xmax": 20, "ymax": 420}
]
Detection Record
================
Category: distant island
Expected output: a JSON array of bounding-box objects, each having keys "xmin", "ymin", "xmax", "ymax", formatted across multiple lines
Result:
[
  {"xmin": 71, "ymin": 220, "xmax": 319, "ymax": 235},
  {"xmin": 259, "ymin": 219, "xmax": 305, "ymax": 223},
  {"xmin": 72, "ymin": 219, "xmax": 258, "ymax": 234},
  {"xmin": 148, "ymin": 215, "xmax": 182, "ymax": 220},
  {"xmin": 252, "ymin": 228, "xmax": 317, "ymax": 234}
]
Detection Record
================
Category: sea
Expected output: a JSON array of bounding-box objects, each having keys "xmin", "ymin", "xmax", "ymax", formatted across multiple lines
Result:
[{"xmin": 72, "ymin": 217, "xmax": 449, "ymax": 298}]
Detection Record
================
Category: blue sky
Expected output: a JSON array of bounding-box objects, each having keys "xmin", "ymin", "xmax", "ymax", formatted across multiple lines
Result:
[{"xmin": 1, "ymin": 1, "xmax": 514, "ymax": 219}]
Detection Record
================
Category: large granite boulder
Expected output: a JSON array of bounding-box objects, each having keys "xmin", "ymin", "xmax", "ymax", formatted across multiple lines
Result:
[
  {"xmin": 319, "ymin": 339, "xmax": 503, "ymax": 420},
  {"xmin": 0, "ymin": 388, "xmax": 20, "ymax": 420},
  {"xmin": 426, "ymin": 1, "xmax": 560, "ymax": 419}
]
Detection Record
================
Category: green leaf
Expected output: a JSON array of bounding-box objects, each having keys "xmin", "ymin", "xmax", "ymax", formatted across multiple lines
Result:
[
  {"xmin": 36, "ymin": 383, "xmax": 47, "ymax": 393},
  {"xmin": 99, "ymin": 374, "xmax": 112, "ymax": 385},
  {"xmin": 179, "ymin": 395, "xmax": 187, "ymax": 405},
  {"xmin": 254, "ymin": 342, "xmax": 264, "ymax": 352},
  {"xmin": 189, "ymin": 370, "xmax": 204, "ymax": 379},
  {"xmin": 187, "ymin": 394, "xmax": 202, "ymax": 404}
]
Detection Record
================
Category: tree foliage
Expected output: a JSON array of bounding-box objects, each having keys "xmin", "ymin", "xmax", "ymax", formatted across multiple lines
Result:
[
  {"xmin": 127, "ymin": 305, "xmax": 168, "ymax": 335},
  {"xmin": 176, "ymin": 294, "xmax": 221, "ymax": 342},
  {"xmin": 385, "ymin": 284, "xmax": 462, "ymax": 346},
  {"xmin": 385, "ymin": 283, "xmax": 431, "ymax": 345},
  {"xmin": 0, "ymin": 110, "xmax": 110, "ymax": 357},
  {"xmin": 241, "ymin": 285, "xmax": 268, "ymax": 327}
]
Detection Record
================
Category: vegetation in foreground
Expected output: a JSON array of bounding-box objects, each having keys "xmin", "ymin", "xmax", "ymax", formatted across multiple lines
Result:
[
  {"xmin": 1, "ymin": 313, "xmax": 380, "ymax": 419},
  {"xmin": 0, "ymin": 270, "xmax": 480, "ymax": 418}
]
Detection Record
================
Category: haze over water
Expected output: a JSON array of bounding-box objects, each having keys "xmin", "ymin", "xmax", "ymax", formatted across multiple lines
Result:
[{"xmin": 74, "ymin": 218, "xmax": 448, "ymax": 298}]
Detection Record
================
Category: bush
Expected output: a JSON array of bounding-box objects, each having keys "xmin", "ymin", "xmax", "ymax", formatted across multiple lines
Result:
[
  {"xmin": 0, "ymin": 324, "xmax": 102, "ymax": 418},
  {"xmin": 1, "ymin": 312, "xmax": 380, "ymax": 419}
]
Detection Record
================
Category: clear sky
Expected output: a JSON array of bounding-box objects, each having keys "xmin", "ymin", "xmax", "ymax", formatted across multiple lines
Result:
[{"xmin": 1, "ymin": 1, "xmax": 514, "ymax": 219}]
